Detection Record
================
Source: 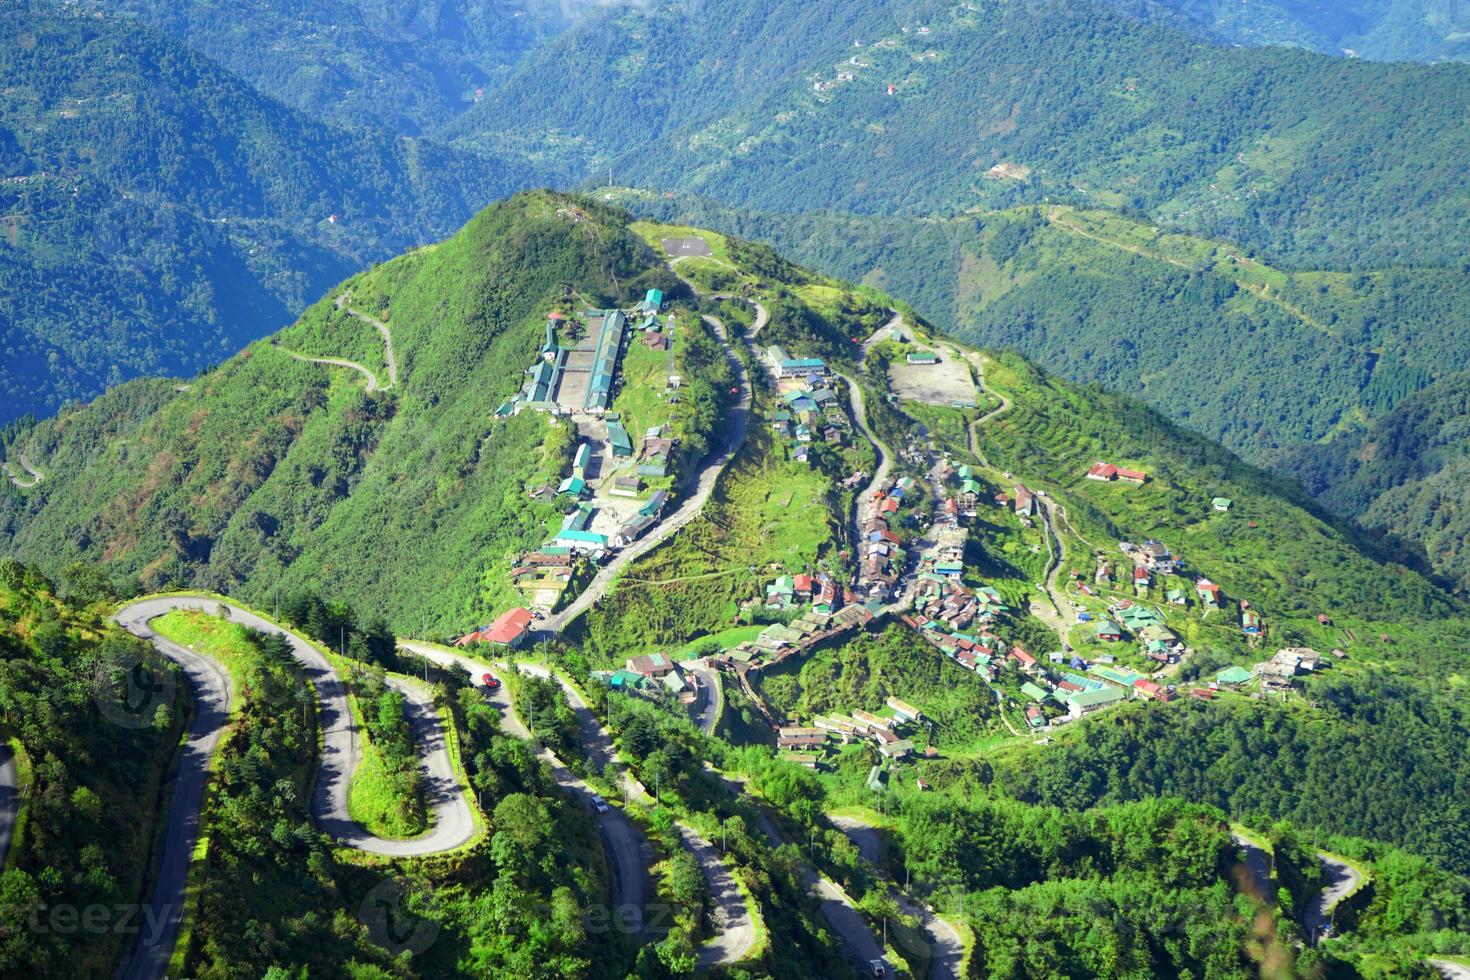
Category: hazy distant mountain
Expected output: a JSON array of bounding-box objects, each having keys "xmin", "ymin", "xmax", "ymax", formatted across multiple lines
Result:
[{"xmin": 0, "ymin": 0, "xmax": 540, "ymax": 422}]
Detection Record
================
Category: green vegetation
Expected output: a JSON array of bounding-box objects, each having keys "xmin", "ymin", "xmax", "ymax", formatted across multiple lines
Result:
[
  {"xmin": 0, "ymin": 0, "xmax": 533, "ymax": 422},
  {"xmin": 614, "ymin": 190, "xmax": 1470, "ymax": 593},
  {"xmin": 0, "ymin": 192, "xmax": 653, "ymax": 635},
  {"xmin": 0, "ymin": 561, "xmax": 184, "ymax": 977},
  {"xmin": 345, "ymin": 668, "xmax": 428, "ymax": 839},
  {"xmin": 468, "ymin": 0, "xmax": 1470, "ymax": 270},
  {"xmin": 84, "ymin": 0, "xmax": 569, "ymax": 135},
  {"xmin": 993, "ymin": 678, "xmax": 1470, "ymax": 878}
]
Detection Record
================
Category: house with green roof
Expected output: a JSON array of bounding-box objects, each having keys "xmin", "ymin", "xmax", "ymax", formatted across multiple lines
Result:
[
  {"xmin": 1212, "ymin": 497, "xmax": 1233, "ymax": 512},
  {"xmin": 1021, "ymin": 682, "xmax": 1051, "ymax": 703},
  {"xmin": 1215, "ymin": 665, "xmax": 1253, "ymax": 687},
  {"xmin": 1063, "ymin": 685, "xmax": 1127, "ymax": 718}
]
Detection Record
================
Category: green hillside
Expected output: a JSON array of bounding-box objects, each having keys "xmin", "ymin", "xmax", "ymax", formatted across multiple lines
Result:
[
  {"xmin": 1138, "ymin": 0, "xmax": 1470, "ymax": 62},
  {"xmin": 608, "ymin": 187, "xmax": 1470, "ymax": 591},
  {"xmin": 0, "ymin": 561, "xmax": 185, "ymax": 976},
  {"xmin": 1289, "ymin": 369, "xmax": 1470, "ymax": 593},
  {"xmin": 0, "ymin": 0, "xmax": 537, "ymax": 423},
  {"xmin": 0, "ymin": 191, "xmax": 676, "ymax": 630},
  {"xmin": 84, "ymin": 0, "xmax": 572, "ymax": 135},
  {"xmin": 464, "ymin": 0, "xmax": 1470, "ymax": 270}
]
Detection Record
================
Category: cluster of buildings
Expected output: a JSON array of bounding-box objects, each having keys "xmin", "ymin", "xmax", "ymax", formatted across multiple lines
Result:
[
  {"xmin": 765, "ymin": 350, "xmax": 842, "ymax": 465},
  {"xmin": 1087, "ymin": 599, "xmax": 1186, "ymax": 664},
  {"xmin": 763, "ymin": 570, "xmax": 842, "ymax": 612},
  {"xmin": 859, "ymin": 476, "xmax": 919, "ymax": 597},
  {"xmin": 712, "ymin": 603, "xmax": 874, "ymax": 671},
  {"xmin": 594, "ymin": 651, "xmax": 703, "ymax": 704},
  {"xmin": 778, "ymin": 697, "xmax": 924, "ymax": 768}
]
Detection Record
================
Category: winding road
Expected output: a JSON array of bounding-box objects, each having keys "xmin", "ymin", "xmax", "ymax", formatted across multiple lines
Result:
[
  {"xmin": 398, "ymin": 641, "xmax": 652, "ymax": 934},
  {"xmin": 3, "ymin": 453, "xmax": 44, "ymax": 488},
  {"xmin": 835, "ymin": 370, "xmax": 894, "ymax": 560},
  {"xmin": 335, "ymin": 292, "xmax": 400, "ymax": 388},
  {"xmin": 112, "ymin": 597, "xmax": 478, "ymax": 980},
  {"xmin": 1304, "ymin": 852, "xmax": 1363, "ymax": 945},
  {"xmin": 830, "ymin": 816, "xmax": 964, "ymax": 980},
  {"xmin": 399, "ymin": 642, "xmax": 758, "ymax": 964},
  {"xmin": 0, "ymin": 745, "xmax": 20, "ymax": 870},
  {"xmin": 274, "ymin": 292, "xmax": 399, "ymax": 393},
  {"xmin": 713, "ymin": 769, "xmax": 884, "ymax": 975}
]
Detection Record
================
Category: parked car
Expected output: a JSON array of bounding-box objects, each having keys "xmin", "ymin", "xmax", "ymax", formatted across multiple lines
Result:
[
  {"xmin": 590, "ymin": 794, "xmax": 610, "ymax": 814},
  {"xmin": 481, "ymin": 672, "xmax": 500, "ymax": 691}
]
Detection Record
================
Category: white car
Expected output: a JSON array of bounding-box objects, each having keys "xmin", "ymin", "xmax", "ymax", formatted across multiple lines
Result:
[{"xmin": 590, "ymin": 793, "xmax": 610, "ymax": 814}]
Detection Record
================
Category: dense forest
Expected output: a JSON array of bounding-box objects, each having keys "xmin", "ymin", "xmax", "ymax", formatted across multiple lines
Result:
[
  {"xmin": 995, "ymin": 677, "xmax": 1470, "ymax": 878},
  {"xmin": 0, "ymin": 0, "xmax": 536, "ymax": 422},
  {"xmin": 0, "ymin": 561, "xmax": 184, "ymax": 976},
  {"xmin": 82, "ymin": 0, "xmax": 573, "ymax": 136},
  {"xmin": 460, "ymin": 0, "xmax": 1470, "ymax": 270}
]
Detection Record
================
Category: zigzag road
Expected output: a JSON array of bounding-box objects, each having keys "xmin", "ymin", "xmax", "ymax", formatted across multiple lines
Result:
[
  {"xmin": 400, "ymin": 641, "xmax": 757, "ymax": 967},
  {"xmin": 111, "ymin": 597, "xmax": 476, "ymax": 980}
]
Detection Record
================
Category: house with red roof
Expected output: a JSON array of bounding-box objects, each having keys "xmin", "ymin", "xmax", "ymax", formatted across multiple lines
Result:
[
  {"xmin": 1086, "ymin": 462, "xmax": 1118, "ymax": 481},
  {"xmin": 460, "ymin": 607, "xmax": 534, "ymax": 649}
]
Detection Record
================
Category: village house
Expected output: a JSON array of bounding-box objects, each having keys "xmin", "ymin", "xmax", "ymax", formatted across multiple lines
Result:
[
  {"xmin": 457, "ymin": 607, "xmax": 534, "ymax": 650},
  {"xmin": 627, "ymin": 652, "xmax": 677, "ymax": 678}
]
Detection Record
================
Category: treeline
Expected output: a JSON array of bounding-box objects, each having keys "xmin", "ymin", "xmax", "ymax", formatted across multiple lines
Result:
[
  {"xmin": 992, "ymin": 675, "xmax": 1470, "ymax": 878},
  {"xmin": 0, "ymin": 560, "xmax": 183, "ymax": 976}
]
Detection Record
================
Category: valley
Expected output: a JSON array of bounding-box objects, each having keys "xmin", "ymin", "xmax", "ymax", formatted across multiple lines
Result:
[{"xmin": 3, "ymin": 0, "xmax": 1470, "ymax": 973}]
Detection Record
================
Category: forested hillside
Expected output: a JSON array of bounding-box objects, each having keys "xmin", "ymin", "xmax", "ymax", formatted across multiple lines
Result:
[
  {"xmin": 464, "ymin": 0, "xmax": 1470, "ymax": 270},
  {"xmin": 610, "ymin": 188, "xmax": 1470, "ymax": 591},
  {"xmin": 0, "ymin": 192, "xmax": 676, "ymax": 630},
  {"xmin": 82, "ymin": 0, "xmax": 573, "ymax": 135},
  {"xmin": 1139, "ymin": 0, "xmax": 1470, "ymax": 62},
  {"xmin": 1288, "ymin": 370, "xmax": 1470, "ymax": 592},
  {"xmin": 0, "ymin": 561, "xmax": 185, "ymax": 976},
  {"xmin": 0, "ymin": 0, "xmax": 537, "ymax": 423}
]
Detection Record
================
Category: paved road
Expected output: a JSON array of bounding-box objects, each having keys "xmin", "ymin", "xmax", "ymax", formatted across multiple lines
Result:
[
  {"xmin": 728, "ymin": 784, "xmax": 882, "ymax": 975},
  {"xmin": 831, "ymin": 816, "xmax": 963, "ymax": 980},
  {"xmin": 404, "ymin": 642, "xmax": 761, "ymax": 964},
  {"xmin": 1430, "ymin": 960, "xmax": 1470, "ymax": 979},
  {"xmin": 279, "ymin": 346, "xmax": 385, "ymax": 392},
  {"xmin": 336, "ymin": 292, "xmax": 399, "ymax": 388},
  {"xmin": 680, "ymin": 660, "xmax": 722, "ymax": 735},
  {"xmin": 112, "ymin": 599, "xmax": 236, "ymax": 980},
  {"xmin": 678, "ymin": 821, "xmax": 758, "ymax": 967},
  {"xmin": 0, "ymin": 744, "xmax": 21, "ymax": 871},
  {"xmin": 1304, "ymin": 852, "xmax": 1363, "ymax": 945},
  {"xmin": 112, "ymin": 597, "xmax": 478, "ymax": 980},
  {"xmin": 834, "ymin": 370, "xmax": 894, "ymax": 591},
  {"xmin": 399, "ymin": 641, "xmax": 652, "ymax": 934},
  {"xmin": 541, "ymin": 308, "xmax": 752, "ymax": 635},
  {"xmin": 3, "ymin": 453, "xmax": 43, "ymax": 488},
  {"xmin": 1230, "ymin": 833, "xmax": 1274, "ymax": 901}
]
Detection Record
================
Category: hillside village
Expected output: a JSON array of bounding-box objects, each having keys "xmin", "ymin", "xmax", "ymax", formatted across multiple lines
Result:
[{"xmin": 456, "ymin": 226, "xmax": 1338, "ymax": 784}]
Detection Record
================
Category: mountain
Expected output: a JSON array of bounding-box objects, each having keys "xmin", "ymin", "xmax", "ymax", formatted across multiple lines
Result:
[
  {"xmin": 605, "ymin": 187, "xmax": 1470, "ymax": 587},
  {"xmin": 80, "ymin": 0, "xmax": 575, "ymax": 135},
  {"xmin": 0, "ymin": 191, "xmax": 687, "ymax": 629},
  {"xmin": 460, "ymin": 0, "xmax": 1470, "ymax": 270},
  {"xmin": 1138, "ymin": 0, "xmax": 1470, "ymax": 62},
  {"xmin": 6, "ymin": 192, "xmax": 1470, "ymax": 974},
  {"xmin": 1287, "ymin": 370, "xmax": 1470, "ymax": 591},
  {"xmin": 0, "ymin": 0, "xmax": 540, "ymax": 424}
]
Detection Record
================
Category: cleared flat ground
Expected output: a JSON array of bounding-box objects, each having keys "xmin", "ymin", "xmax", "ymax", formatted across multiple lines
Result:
[
  {"xmin": 662, "ymin": 237, "xmax": 712, "ymax": 258},
  {"xmin": 889, "ymin": 351, "xmax": 977, "ymax": 405}
]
